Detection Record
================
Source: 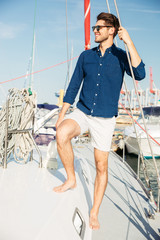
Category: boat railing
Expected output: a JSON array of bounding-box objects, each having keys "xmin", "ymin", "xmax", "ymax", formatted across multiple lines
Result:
[
  {"xmin": 106, "ymin": 0, "xmax": 160, "ymax": 212},
  {"xmin": 119, "ymin": 101, "xmax": 160, "ymax": 211},
  {"xmin": 122, "ymin": 136, "xmax": 159, "ymax": 207},
  {"xmin": 34, "ymin": 107, "xmax": 59, "ymax": 133}
]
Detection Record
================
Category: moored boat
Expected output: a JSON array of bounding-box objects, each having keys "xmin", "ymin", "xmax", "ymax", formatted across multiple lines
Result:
[{"xmin": 124, "ymin": 106, "xmax": 160, "ymax": 158}]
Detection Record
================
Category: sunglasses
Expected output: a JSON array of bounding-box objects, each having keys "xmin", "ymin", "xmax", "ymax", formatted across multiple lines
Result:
[{"xmin": 92, "ymin": 25, "xmax": 113, "ymax": 32}]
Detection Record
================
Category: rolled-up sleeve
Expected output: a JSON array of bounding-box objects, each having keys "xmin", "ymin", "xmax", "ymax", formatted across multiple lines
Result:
[
  {"xmin": 63, "ymin": 52, "xmax": 84, "ymax": 105},
  {"xmin": 132, "ymin": 60, "xmax": 146, "ymax": 80},
  {"xmin": 125, "ymin": 59, "xmax": 146, "ymax": 81},
  {"xmin": 123, "ymin": 51, "xmax": 146, "ymax": 80}
]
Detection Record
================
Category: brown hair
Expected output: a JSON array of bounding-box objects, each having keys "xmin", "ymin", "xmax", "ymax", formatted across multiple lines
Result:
[{"xmin": 97, "ymin": 12, "xmax": 120, "ymax": 38}]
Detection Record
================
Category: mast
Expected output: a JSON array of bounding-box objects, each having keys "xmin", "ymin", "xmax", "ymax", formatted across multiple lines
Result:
[
  {"xmin": 31, "ymin": 33, "xmax": 36, "ymax": 90},
  {"xmin": 65, "ymin": 0, "xmax": 70, "ymax": 84},
  {"xmin": 84, "ymin": 0, "xmax": 91, "ymax": 50},
  {"xmin": 28, "ymin": 0, "xmax": 37, "ymax": 94},
  {"xmin": 150, "ymin": 66, "xmax": 155, "ymax": 94},
  {"xmin": 149, "ymin": 67, "xmax": 160, "ymax": 105},
  {"xmin": 120, "ymin": 83, "xmax": 125, "ymax": 94}
]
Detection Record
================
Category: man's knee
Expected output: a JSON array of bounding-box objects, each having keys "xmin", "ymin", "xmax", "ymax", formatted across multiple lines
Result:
[
  {"xmin": 56, "ymin": 119, "xmax": 80, "ymax": 146},
  {"xmin": 94, "ymin": 149, "xmax": 108, "ymax": 175},
  {"xmin": 56, "ymin": 125, "xmax": 69, "ymax": 146},
  {"xmin": 96, "ymin": 161, "xmax": 108, "ymax": 175}
]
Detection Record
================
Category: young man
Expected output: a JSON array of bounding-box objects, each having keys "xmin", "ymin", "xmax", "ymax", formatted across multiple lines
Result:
[{"xmin": 53, "ymin": 12, "xmax": 145, "ymax": 230}]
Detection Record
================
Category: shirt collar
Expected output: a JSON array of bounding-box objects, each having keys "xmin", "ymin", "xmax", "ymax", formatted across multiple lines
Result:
[{"xmin": 97, "ymin": 43, "xmax": 116, "ymax": 54}]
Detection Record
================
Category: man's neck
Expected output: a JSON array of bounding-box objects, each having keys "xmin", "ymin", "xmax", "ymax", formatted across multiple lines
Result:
[{"xmin": 99, "ymin": 39, "xmax": 113, "ymax": 56}]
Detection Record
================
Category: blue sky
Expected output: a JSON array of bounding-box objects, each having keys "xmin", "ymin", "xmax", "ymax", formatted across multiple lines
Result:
[{"xmin": 0, "ymin": 0, "xmax": 160, "ymax": 105}]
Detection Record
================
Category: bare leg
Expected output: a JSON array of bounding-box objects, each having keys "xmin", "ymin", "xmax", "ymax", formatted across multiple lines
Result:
[
  {"xmin": 90, "ymin": 148, "xmax": 109, "ymax": 230},
  {"xmin": 53, "ymin": 119, "xmax": 81, "ymax": 193}
]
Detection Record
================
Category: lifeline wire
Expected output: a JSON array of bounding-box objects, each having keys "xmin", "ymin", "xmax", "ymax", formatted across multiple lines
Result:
[
  {"xmin": 113, "ymin": 0, "xmax": 160, "ymax": 211},
  {"xmin": 0, "ymin": 56, "xmax": 78, "ymax": 85}
]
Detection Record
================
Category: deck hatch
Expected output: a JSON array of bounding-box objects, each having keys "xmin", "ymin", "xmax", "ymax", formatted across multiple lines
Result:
[{"xmin": 72, "ymin": 207, "xmax": 86, "ymax": 239}]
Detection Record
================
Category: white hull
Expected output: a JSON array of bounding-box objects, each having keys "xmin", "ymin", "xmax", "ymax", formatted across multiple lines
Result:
[
  {"xmin": 125, "ymin": 136, "xmax": 160, "ymax": 158},
  {"xmin": 124, "ymin": 116, "xmax": 160, "ymax": 158}
]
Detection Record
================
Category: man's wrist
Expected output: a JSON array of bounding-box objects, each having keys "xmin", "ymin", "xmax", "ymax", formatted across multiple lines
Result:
[
  {"xmin": 126, "ymin": 39, "xmax": 133, "ymax": 47},
  {"xmin": 59, "ymin": 112, "xmax": 65, "ymax": 118}
]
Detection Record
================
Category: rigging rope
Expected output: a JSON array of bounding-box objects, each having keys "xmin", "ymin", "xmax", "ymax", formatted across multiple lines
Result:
[
  {"xmin": 112, "ymin": 0, "xmax": 160, "ymax": 211},
  {"xmin": 105, "ymin": 0, "xmax": 152, "ymax": 193},
  {"xmin": 0, "ymin": 88, "xmax": 36, "ymax": 164},
  {"xmin": 0, "ymin": 56, "xmax": 78, "ymax": 85}
]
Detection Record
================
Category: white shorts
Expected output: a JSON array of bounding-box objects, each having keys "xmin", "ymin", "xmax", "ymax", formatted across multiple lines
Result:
[{"xmin": 65, "ymin": 108, "xmax": 116, "ymax": 152}]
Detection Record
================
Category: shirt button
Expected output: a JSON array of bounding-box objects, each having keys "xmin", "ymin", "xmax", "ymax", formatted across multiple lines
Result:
[
  {"xmin": 98, "ymin": 73, "xmax": 100, "ymax": 76},
  {"xmin": 91, "ymin": 110, "xmax": 93, "ymax": 113},
  {"xmin": 100, "ymin": 56, "xmax": 102, "ymax": 58},
  {"xmin": 95, "ymin": 94, "xmax": 97, "ymax": 96},
  {"xmin": 97, "ymin": 84, "xmax": 99, "ymax": 86},
  {"xmin": 109, "ymin": 51, "xmax": 111, "ymax": 53},
  {"xmin": 94, "ymin": 103, "xmax": 96, "ymax": 105},
  {"xmin": 100, "ymin": 64, "xmax": 102, "ymax": 66}
]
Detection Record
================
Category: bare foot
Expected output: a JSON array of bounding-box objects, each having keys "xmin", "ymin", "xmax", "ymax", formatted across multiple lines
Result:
[
  {"xmin": 89, "ymin": 212, "xmax": 100, "ymax": 230},
  {"xmin": 53, "ymin": 180, "xmax": 77, "ymax": 193}
]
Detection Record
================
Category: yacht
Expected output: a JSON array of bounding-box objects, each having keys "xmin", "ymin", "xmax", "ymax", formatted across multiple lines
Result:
[
  {"xmin": 0, "ymin": 92, "xmax": 160, "ymax": 239},
  {"xmin": 124, "ymin": 106, "xmax": 160, "ymax": 158}
]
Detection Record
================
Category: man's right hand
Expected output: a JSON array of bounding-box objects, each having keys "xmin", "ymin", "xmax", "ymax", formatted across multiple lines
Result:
[
  {"xmin": 55, "ymin": 115, "xmax": 64, "ymax": 129},
  {"xmin": 55, "ymin": 102, "xmax": 71, "ymax": 129}
]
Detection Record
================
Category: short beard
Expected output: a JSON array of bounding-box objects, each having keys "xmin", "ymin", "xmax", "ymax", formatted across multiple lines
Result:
[
  {"xmin": 95, "ymin": 39, "xmax": 101, "ymax": 43},
  {"xmin": 95, "ymin": 36, "xmax": 109, "ymax": 43}
]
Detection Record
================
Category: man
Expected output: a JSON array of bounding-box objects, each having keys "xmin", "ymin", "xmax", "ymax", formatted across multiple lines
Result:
[{"xmin": 53, "ymin": 12, "xmax": 145, "ymax": 230}]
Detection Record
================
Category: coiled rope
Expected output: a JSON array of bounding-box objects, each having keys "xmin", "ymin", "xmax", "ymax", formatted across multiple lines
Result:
[{"xmin": 0, "ymin": 88, "xmax": 36, "ymax": 164}]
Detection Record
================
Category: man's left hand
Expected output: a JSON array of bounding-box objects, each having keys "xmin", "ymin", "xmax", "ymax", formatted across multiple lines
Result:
[{"xmin": 118, "ymin": 27, "xmax": 132, "ymax": 45}]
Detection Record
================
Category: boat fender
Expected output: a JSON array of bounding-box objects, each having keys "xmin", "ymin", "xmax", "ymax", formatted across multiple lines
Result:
[
  {"xmin": 118, "ymin": 138, "xmax": 125, "ymax": 149},
  {"xmin": 43, "ymin": 140, "xmax": 58, "ymax": 169}
]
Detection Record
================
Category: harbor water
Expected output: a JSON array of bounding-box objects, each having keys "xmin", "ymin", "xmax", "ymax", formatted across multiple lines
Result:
[{"xmin": 117, "ymin": 150, "xmax": 160, "ymax": 204}]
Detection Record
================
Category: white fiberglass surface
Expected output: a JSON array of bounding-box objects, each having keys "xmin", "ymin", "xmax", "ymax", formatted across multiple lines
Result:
[{"xmin": 0, "ymin": 147, "xmax": 92, "ymax": 240}]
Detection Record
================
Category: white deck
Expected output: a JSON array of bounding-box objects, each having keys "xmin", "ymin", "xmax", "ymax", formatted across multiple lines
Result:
[
  {"xmin": 73, "ymin": 143, "xmax": 160, "ymax": 240},
  {"xmin": 0, "ymin": 142, "xmax": 159, "ymax": 240},
  {"xmin": 0, "ymin": 145, "xmax": 92, "ymax": 240}
]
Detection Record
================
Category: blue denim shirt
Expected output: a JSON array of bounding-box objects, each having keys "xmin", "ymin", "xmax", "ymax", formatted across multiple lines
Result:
[{"xmin": 63, "ymin": 44, "xmax": 145, "ymax": 118}]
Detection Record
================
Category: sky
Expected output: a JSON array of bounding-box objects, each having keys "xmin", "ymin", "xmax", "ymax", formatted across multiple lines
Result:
[{"xmin": 0, "ymin": 0, "xmax": 160, "ymax": 105}]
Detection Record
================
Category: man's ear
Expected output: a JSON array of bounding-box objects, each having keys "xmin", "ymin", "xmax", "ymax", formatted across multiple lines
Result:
[{"xmin": 109, "ymin": 27, "xmax": 115, "ymax": 36}]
